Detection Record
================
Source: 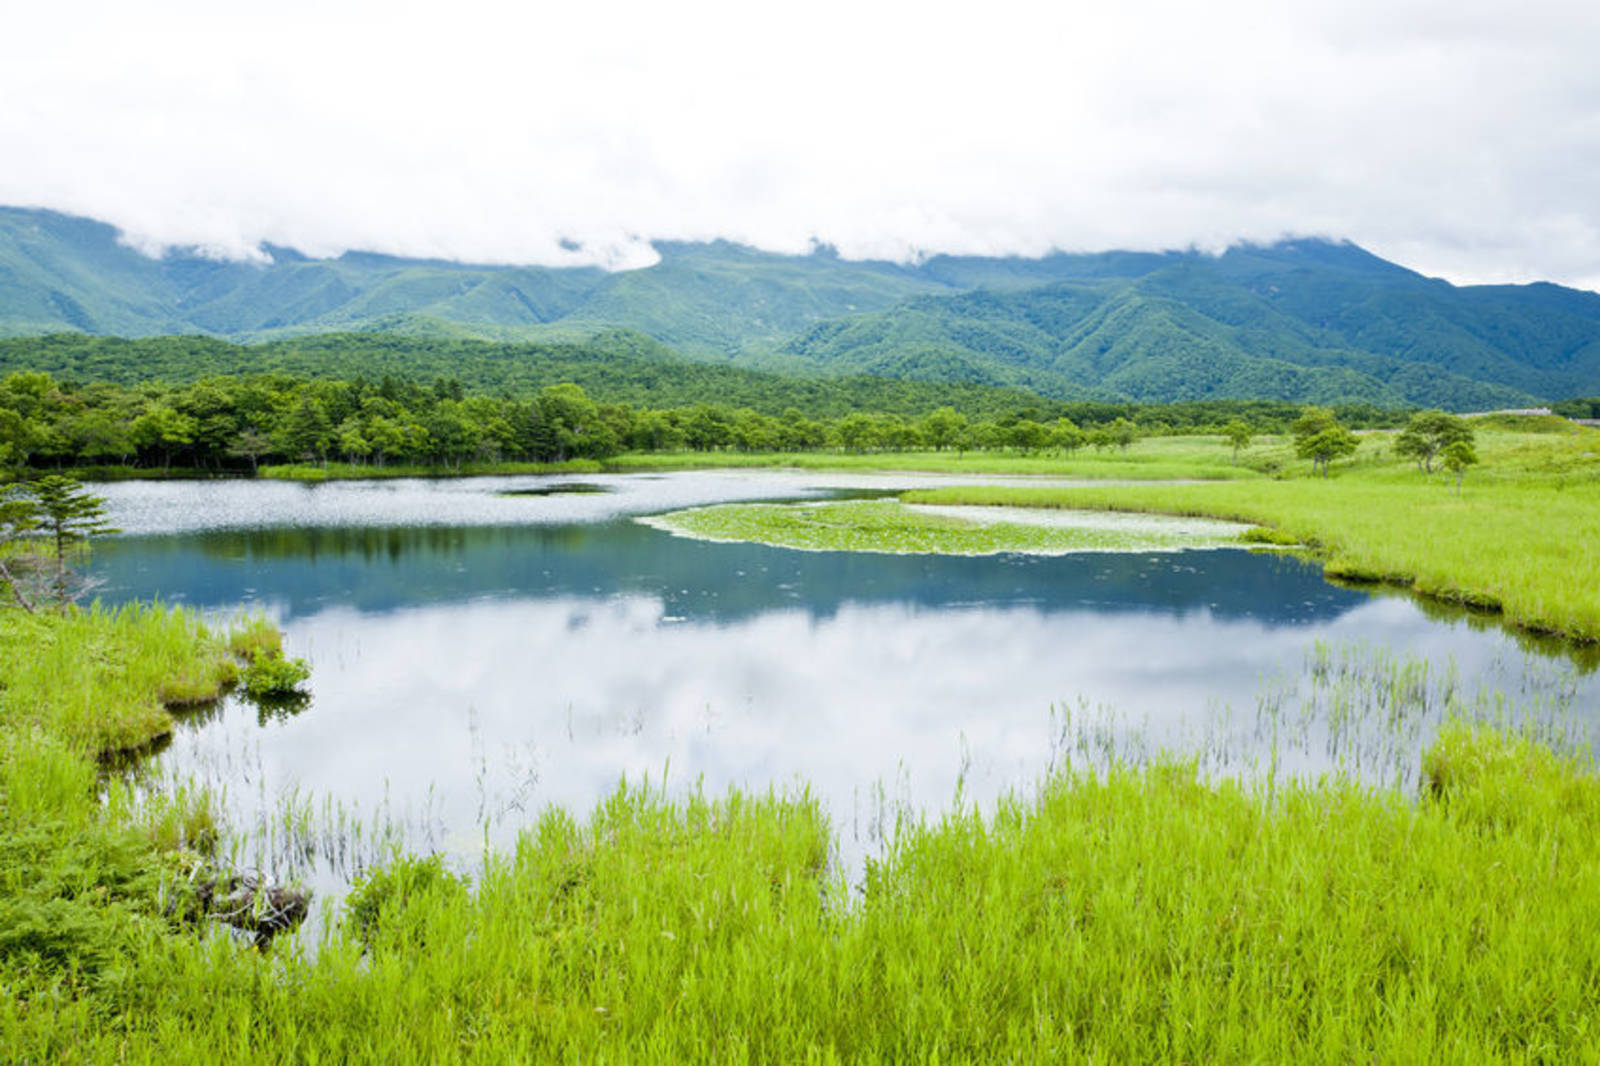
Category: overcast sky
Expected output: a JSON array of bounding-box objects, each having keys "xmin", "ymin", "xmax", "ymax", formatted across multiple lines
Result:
[{"xmin": 4, "ymin": 0, "xmax": 1599, "ymax": 287}]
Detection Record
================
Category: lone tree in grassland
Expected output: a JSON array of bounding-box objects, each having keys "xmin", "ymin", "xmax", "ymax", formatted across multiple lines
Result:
[
  {"xmin": 1394, "ymin": 410, "xmax": 1474, "ymax": 474},
  {"xmin": 1221, "ymin": 419, "xmax": 1253, "ymax": 465},
  {"xmin": 1290, "ymin": 407, "xmax": 1359, "ymax": 478},
  {"xmin": 29, "ymin": 474, "xmax": 118, "ymax": 607},
  {"xmin": 1441, "ymin": 439, "xmax": 1479, "ymax": 494}
]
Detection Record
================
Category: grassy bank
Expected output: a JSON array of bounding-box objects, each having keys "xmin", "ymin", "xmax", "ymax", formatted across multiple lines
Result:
[
  {"xmin": 905, "ymin": 427, "xmax": 1600, "ymax": 644},
  {"xmin": 8, "ymin": 723, "xmax": 1600, "ymax": 1060},
  {"xmin": 260, "ymin": 446, "xmax": 1258, "ymax": 481},
  {"xmin": 0, "ymin": 605, "xmax": 286, "ymax": 1052},
  {"xmin": 0, "ymin": 603, "xmax": 244, "ymax": 756},
  {"xmin": 259, "ymin": 459, "xmax": 604, "ymax": 481}
]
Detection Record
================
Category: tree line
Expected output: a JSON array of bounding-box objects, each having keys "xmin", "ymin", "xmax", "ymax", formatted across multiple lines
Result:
[{"xmin": 0, "ymin": 367, "xmax": 1421, "ymax": 475}]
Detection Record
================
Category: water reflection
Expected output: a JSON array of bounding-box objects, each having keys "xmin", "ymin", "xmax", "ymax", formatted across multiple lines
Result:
[
  {"xmin": 85, "ymin": 473, "xmax": 1600, "ymax": 901},
  {"xmin": 144, "ymin": 590, "xmax": 1594, "ymax": 885},
  {"xmin": 95, "ymin": 521, "xmax": 1363, "ymax": 626}
]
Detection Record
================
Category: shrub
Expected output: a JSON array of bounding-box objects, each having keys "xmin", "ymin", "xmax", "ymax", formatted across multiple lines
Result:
[{"xmin": 241, "ymin": 652, "xmax": 310, "ymax": 697}]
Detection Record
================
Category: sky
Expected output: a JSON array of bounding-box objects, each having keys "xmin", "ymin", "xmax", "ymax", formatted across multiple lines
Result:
[{"xmin": 4, "ymin": 0, "xmax": 1599, "ymax": 287}]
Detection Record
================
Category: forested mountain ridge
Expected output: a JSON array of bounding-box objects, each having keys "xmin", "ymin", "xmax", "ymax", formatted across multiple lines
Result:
[
  {"xmin": 3, "ymin": 206, "xmax": 1599, "ymax": 408},
  {"xmin": 0, "ymin": 331, "xmax": 1086, "ymax": 419}
]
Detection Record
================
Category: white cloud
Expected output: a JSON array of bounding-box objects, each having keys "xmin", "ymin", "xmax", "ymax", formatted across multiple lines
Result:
[{"xmin": 4, "ymin": 0, "xmax": 1599, "ymax": 286}]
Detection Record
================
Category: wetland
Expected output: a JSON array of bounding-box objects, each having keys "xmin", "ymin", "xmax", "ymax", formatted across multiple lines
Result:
[{"xmin": 88, "ymin": 471, "xmax": 1600, "ymax": 891}]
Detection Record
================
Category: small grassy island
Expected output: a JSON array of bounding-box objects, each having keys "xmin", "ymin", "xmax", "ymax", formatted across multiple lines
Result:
[{"xmin": 641, "ymin": 498, "xmax": 1258, "ymax": 555}]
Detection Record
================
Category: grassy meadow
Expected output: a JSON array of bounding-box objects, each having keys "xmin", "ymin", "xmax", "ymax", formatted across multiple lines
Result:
[{"xmin": 607, "ymin": 442, "xmax": 1257, "ymax": 480}]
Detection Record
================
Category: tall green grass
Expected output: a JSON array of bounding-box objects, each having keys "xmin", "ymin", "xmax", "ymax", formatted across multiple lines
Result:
[
  {"xmin": 0, "ymin": 603, "xmax": 242, "ymax": 755},
  {"xmin": 6, "ymin": 601, "xmax": 1600, "ymax": 1058},
  {"xmin": 9, "ymin": 729, "xmax": 1600, "ymax": 1061}
]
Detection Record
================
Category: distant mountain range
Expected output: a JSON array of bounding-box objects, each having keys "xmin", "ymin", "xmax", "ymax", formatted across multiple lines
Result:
[{"xmin": 3, "ymin": 205, "xmax": 1599, "ymax": 408}]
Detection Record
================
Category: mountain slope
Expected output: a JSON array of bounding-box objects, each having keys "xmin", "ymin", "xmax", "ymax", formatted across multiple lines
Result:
[
  {"xmin": 1, "ymin": 206, "xmax": 1598, "ymax": 407},
  {"xmin": 783, "ymin": 244, "xmax": 1600, "ymax": 407}
]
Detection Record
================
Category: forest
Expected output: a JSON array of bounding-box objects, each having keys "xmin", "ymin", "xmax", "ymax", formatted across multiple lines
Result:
[{"xmin": 0, "ymin": 361, "xmax": 1409, "ymax": 474}]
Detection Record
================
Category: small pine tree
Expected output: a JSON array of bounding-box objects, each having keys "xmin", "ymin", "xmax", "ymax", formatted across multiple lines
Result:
[{"xmin": 29, "ymin": 475, "xmax": 118, "ymax": 607}]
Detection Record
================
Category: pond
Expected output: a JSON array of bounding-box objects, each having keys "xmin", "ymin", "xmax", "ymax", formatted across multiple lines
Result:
[{"xmin": 90, "ymin": 471, "xmax": 1598, "ymax": 892}]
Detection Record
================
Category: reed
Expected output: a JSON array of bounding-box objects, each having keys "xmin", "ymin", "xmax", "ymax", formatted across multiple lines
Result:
[{"xmin": 8, "ymin": 722, "xmax": 1600, "ymax": 1061}]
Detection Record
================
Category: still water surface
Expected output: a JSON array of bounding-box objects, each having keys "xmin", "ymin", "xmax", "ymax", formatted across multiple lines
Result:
[{"xmin": 89, "ymin": 472, "xmax": 1597, "ymax": 887}]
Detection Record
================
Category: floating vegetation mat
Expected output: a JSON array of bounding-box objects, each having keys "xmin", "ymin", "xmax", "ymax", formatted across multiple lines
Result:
[
  {"xmin": 638, "ymin": 499, "xmax": 1256, "ymax": 555},
  {"xmin": 495, "ymin": 482, "xmax": 611, "ymax": 497}
]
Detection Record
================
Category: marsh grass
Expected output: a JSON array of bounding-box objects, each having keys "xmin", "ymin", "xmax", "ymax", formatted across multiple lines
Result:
[
  {"xmin": 0, "ymin": 603, "xmax": 245, "ymax": 755},
  {"xmin": 643, "ymin": 499, "xmax": 1252, "ymax": 555},
  {"xmin": 17, "ymin": 710, "xmax": 1600, "ymax": 1061},
  {"xmin": 904, "ymin": 426, "xmax": 1600, "ymax": 643}
]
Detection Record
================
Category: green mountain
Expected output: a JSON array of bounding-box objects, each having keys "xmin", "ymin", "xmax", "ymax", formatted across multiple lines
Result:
[
  {"xmin": 3, "ymin": 206, "xmax": 1598, "ymax": 408},
  {"xmin": 783, "ymin": 243, "xmax": 1600, "ymax": 408},
  {"xmin": 0, "ymin": 330, "xmax": 1073, "ymax": 420}
]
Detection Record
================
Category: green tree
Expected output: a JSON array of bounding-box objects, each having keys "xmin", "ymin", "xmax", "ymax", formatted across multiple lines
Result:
[
  {"xmin": 229, "ymin": 426, "xmax": 276, "ymax": 473},
  {"xmin": 1048, "ymin": 418, "xmax": 1084, "ymax": 456},
  {"xmin": 1394, "ymin": 410, "xmax": 1473, "ymax": 474},
  {"xmin": 276, "ymin": 396, "xmax": 334, "ymax": 464},
  {"xmin": 1221, "ymin": 419, "xmax": 1253, "ymax": 465},
  {"xmin": 336, "ymin": 419, "xmax": 373, "ymax": 465},
  {"xmin": 918, "ymin": 407, "xmax": 967, "ymax": 451},
  {"xmin": 628, "ymin": 410, "xmax": 686, "ymax": 452},
  {"xmin": 28, "ymin": 474, "xmax": 118, "ymax": 607},
  {"xmin": 1292, "ymin": 407, "xmax": 1360, "ymax": 478},
  {"xmin": 130, "ymin": 404, "xmax": 197, "ymax": 472},
  {"xmin": 1108, "ymin": 418, "xmax": 1138, "ymax": 451},
  {"xmin": 1290, "ymin": 408, "xmax": 1360, "ymax": 477},
  {"xmin": 536, "ymin": 384, "xmax": 603, "ymax": 460},
  {"xmin": 1006, "ymin": 419, "xmax": 1049, "ymax": 455},
  {"xmin": 1441, "ymin": 440, "xmax": 1478, "ymax": 494}
]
